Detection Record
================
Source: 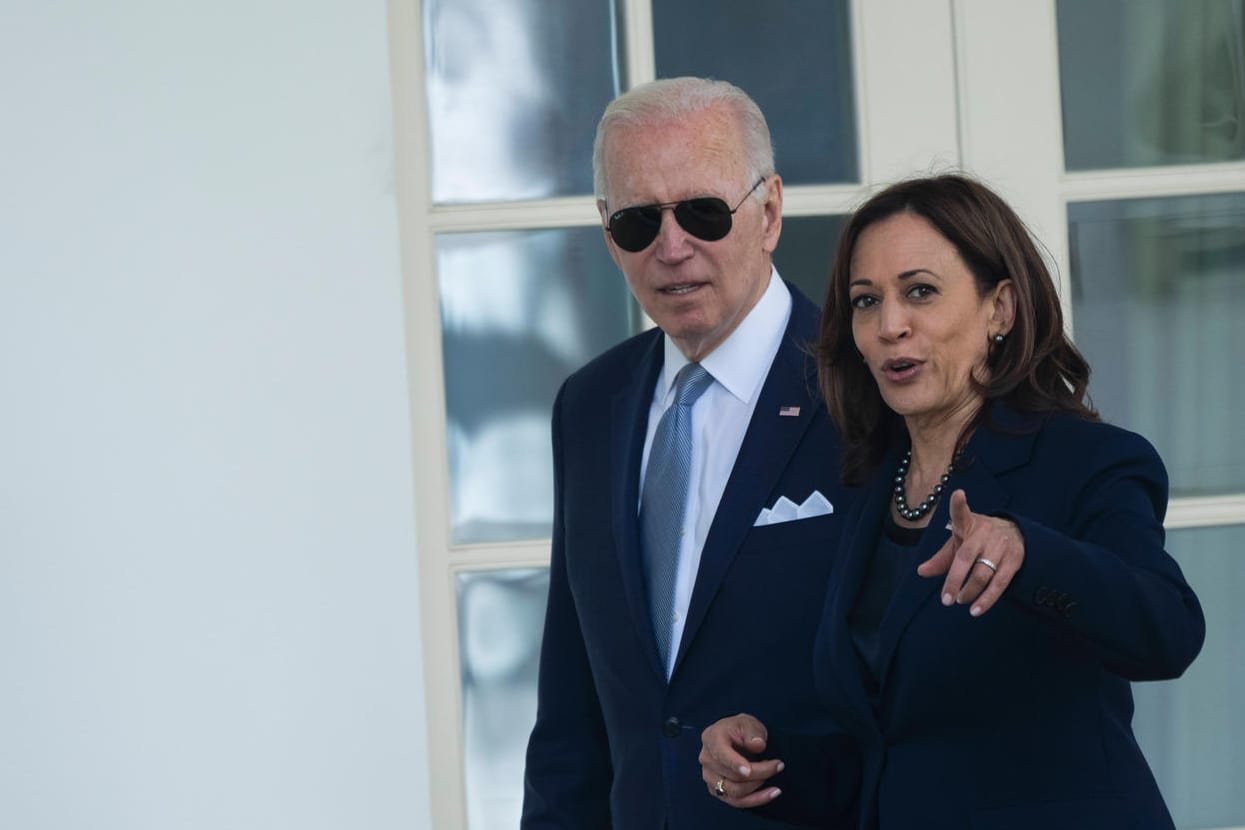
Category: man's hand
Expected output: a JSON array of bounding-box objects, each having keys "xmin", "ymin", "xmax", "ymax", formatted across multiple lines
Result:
[{"xmin": 699, "ymin": 713, "xmax": 784, "ymax": 808}]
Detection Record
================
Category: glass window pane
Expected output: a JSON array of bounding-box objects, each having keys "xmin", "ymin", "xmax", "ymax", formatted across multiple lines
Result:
[
  {"xmin": 457, "ymin": 568, "xmax": 549, "ymax": 830},
  {"xmin": 774, "ymin": 214, "xmax": 846, "ymax": 307},
  {"xmin": 1057, "ymin": 0, "xmax": 1245, "ymax": 170},
  {"xmin": 1069, "ymin": 193, "xmax": 1245, "ymax": 496},
  {"xmin": 653, "ymin": 0, "xmax": 858, "ymax": 185},
  {"xmin": 439, "ymin": 227, "xmax": 638, "ymax": 544},
  {"xmin": 423, "ymin": 0, "xmax": 619, "ymax": 203},
  {"xmin": 1133, "ymin": 523, "xmax": 1245, "ymax": 830}
]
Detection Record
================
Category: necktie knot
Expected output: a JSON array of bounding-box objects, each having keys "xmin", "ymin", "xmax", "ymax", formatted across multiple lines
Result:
[{"xmin": 673, "ymin": 363, "xmax": 713, "ymax": 408}]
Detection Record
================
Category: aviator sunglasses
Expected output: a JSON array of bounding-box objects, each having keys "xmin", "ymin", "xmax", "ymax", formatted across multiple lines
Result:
[{"xmin": 606, "ymin": 177, "xmax": 767, "ymax": 253}]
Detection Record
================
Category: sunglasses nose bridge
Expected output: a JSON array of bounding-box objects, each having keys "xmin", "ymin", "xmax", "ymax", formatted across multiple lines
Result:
[{"xmin": 651, "ymin": 205, "xmax": 696, "ymax": 258}]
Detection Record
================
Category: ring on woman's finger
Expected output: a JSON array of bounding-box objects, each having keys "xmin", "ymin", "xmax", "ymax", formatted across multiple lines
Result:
[
  {"xmin": 714, "ymin": 777, "xmax": 726, "ymax": 798},
  {"xmin": 974, "ymin": 556, "xmax": 998, "ymax": 572}
]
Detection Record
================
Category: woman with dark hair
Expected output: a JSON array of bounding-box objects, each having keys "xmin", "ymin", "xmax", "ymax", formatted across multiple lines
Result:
[{"xmin": 699, "ymin": 174, "xmax": 1204, "ymax": 829}]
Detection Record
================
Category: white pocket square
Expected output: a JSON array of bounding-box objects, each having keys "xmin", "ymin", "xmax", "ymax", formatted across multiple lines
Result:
[{"xmin": 754, "ymin": 491, "xmax": 834, "ymax": 526}]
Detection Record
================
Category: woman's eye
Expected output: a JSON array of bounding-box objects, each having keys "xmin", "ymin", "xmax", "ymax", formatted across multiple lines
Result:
[
  {"xmin": 850, "ymin": 294, "xmax": 876, "ymax": 310},
  {"xmin": 908, "ymin": 284, "xmax": 936, "ymax": 300}
]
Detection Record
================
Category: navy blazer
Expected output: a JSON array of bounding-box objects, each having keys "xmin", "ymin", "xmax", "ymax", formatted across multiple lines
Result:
[
  {"xmin": 522, "ymin": 287, "xmax": 859, "ymax": 830},
  {"xmin": 768, "ymin": 404, "xmax": 1205, "ymax": 830}
]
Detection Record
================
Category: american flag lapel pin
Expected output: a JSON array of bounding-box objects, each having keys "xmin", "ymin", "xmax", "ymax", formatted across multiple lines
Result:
[{"xmin": 778, "ymin": 405, "xmax": 801, "ymax": 417}]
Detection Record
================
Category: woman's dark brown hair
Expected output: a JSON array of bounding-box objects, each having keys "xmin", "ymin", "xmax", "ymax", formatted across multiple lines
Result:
[{"xmin": 818, "ymin": 174, "xmax": 1097, "ymax": 484}]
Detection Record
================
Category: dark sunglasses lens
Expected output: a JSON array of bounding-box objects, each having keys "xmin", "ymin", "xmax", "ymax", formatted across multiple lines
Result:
[
  {"xmin": 674, "ymin": 197, "xmax": 733, "ymax": 242},
  {"xmin": 609, "ymin": 196, "xmax": 735, "ymax": 252},
  {"xmin": 609, "ymin": 207, "xmax": 662, "ymax": 252}
]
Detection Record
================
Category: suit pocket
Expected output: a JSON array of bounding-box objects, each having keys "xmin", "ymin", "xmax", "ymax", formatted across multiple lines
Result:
[{"xmin": 737, "ymin": 512, "xmax": 839, "ymax": 555}]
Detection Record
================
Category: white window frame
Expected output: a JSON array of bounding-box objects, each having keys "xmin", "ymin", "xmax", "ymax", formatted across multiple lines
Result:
[
  {"xmin": 953, "ymin": 0, "xmax": 1245, "ymax": 531},
  {"xmin": 391, "ymin": 0, "xmax": 1245, "ymax": 826}
]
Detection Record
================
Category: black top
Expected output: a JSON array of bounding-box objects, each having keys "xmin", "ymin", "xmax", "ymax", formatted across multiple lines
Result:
[{"xmin": 848, "ymin": 511, "xmax": 923, "ymax": 705}]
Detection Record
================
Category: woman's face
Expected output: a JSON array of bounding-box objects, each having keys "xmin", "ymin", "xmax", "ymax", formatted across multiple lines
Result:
[{"xmin": 847, "ymin": 212, "xmax": 1013, "ymax": 430}]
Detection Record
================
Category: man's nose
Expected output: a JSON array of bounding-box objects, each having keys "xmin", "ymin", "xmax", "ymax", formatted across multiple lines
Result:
[{"xmin": 653, "ymin": 207, "xmax": 694, "ymax": 262}]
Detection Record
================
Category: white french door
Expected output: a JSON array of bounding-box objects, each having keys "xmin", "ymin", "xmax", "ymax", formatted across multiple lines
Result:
[{"xmin": 394, "ymin": 1, "xmax": 1245, "ymax": 826}]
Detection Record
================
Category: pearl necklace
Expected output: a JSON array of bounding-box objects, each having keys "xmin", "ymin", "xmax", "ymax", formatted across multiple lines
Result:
[{"xmin": 893, "ymin": 449, "xmax": 954, "ymax": 522}]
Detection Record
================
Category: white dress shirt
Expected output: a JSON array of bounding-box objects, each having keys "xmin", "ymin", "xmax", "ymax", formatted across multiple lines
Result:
[{"xmin": 639, "ymin": 268, "xmax": 792, "ymax": 677}]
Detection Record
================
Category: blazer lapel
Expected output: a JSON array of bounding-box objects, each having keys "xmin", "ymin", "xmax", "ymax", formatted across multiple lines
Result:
[
  {"xmin": 873, "ymin": 407, "xmax": 1039, "ymax": 690},
  {"xmin": 672, "ymin": 303, "xmax": 822, "ymax": 674},
  {"xmin": 610, "ymin": 332, "xmax": 666, "ymax": 679}
]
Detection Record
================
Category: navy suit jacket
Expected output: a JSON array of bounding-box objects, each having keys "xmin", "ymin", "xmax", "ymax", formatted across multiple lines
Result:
[
  {"xmin": 767, "ymin": 404, "xmax": 1205, "ymax": 830},
  {"xmin": 522, "ymin": 287, "xmax": 859, "ymax": 830}
]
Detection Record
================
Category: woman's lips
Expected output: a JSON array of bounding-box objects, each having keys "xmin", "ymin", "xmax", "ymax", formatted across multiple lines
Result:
[{"xmin": 881, "ymin": 358, "xmax": 922, "ymax": 383}]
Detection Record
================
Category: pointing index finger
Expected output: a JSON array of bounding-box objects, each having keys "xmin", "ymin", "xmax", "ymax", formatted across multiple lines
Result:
[
  {"xmin": 939, "ymin": 490, "xmax": 977, "ymax": 604},
  {"xmin": 948, "ymin": 488, "xmax": 974, "ymax": 535}
]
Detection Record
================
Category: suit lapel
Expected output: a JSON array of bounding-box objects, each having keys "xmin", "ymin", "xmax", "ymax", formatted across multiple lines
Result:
[
  {"xmin": 672, "ymin": 301, "xmax": 822, "ymax": 675},
  {"xmin": 610, "ymin": 332, "xmax": 666, "ymax": 679},
  {"xmin": 874, "ymin": 407, "xmax": 1039, "ymax": 690}
]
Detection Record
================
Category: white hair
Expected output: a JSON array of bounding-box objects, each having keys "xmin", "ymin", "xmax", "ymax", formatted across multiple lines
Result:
[{"xmin": 591, "ymin": 77, "xmax": 776, "ymax": 203}]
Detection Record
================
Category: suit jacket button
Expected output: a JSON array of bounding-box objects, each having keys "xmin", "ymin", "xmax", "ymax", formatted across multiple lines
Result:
[{"xmin": 662, "ymin": 717, "xmax": 681, "ymax": 738}]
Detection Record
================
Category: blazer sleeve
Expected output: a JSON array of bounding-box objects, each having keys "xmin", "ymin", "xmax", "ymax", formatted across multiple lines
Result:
[
  {"xmin": 752, "ymin": 728, "xmax": 861, "ymax": 829},
  {"xmin": 1003, "ymin": 429, "xmax": 1205, "ymax": 681},
  {"xmin": 521, "ymin": 384, "xmax": 613, "ymax": 829}
]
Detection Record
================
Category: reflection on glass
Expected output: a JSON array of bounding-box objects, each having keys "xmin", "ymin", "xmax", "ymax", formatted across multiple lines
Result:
[
  {"xmin": 774, "ymin": 214, "xmax": 846, "ymax": 306},
  {"xmin": 423, "ymin": 0, "xmax": 619, "ymax": 202},
  {"xmin": 1069, "ymin": 193, "xmax": 1245, "ymax": 495},
  {"xmin": 439, "ymin": 227, "xmax": 637, "ymax": 544},
  {"xmin": 1133, "ymin": 524, "xmax": 1245, "ymax": 830},
  {"xmin": 457, "ymin": 568, "xmax": 549, "ymax": 830},
  {"xmin": 653, "ymin": 0, "xmax": 858, "ymax": 185},
  {"xmin": 1057, "ymin": 0, "xmax": 1245, "ymax": 170}
]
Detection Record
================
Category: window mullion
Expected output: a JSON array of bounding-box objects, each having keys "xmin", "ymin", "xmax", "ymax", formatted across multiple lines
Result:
[{"xmin": 622, "ymin": 0, "xmax": 655, "ymax": 90}]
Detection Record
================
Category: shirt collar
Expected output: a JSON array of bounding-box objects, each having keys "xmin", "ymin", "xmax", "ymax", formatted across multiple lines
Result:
[{"xmin": 657, "ymin": 266, "xmax": 791, "ymax": 404}]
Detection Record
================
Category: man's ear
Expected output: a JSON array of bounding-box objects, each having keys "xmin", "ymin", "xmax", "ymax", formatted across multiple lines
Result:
[{"xmin": 761, "ymin": 175, "xmax": 783, "ymax": 255}]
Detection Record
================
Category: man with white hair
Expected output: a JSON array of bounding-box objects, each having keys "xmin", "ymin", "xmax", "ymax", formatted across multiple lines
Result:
[{"xmin": 522, "ymin": 77, "xmax": 858, "ymax": 830}]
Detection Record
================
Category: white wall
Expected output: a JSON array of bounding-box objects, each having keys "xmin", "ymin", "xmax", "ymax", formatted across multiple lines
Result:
[{"xmin": 0, "ymin": 2, "xmax": 432, "ymax": 828}]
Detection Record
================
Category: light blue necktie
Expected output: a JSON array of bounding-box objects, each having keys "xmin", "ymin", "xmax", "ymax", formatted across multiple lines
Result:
[{"xmin": 640, "ymin": 362, "xmax": 714, "ymax": 674}]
